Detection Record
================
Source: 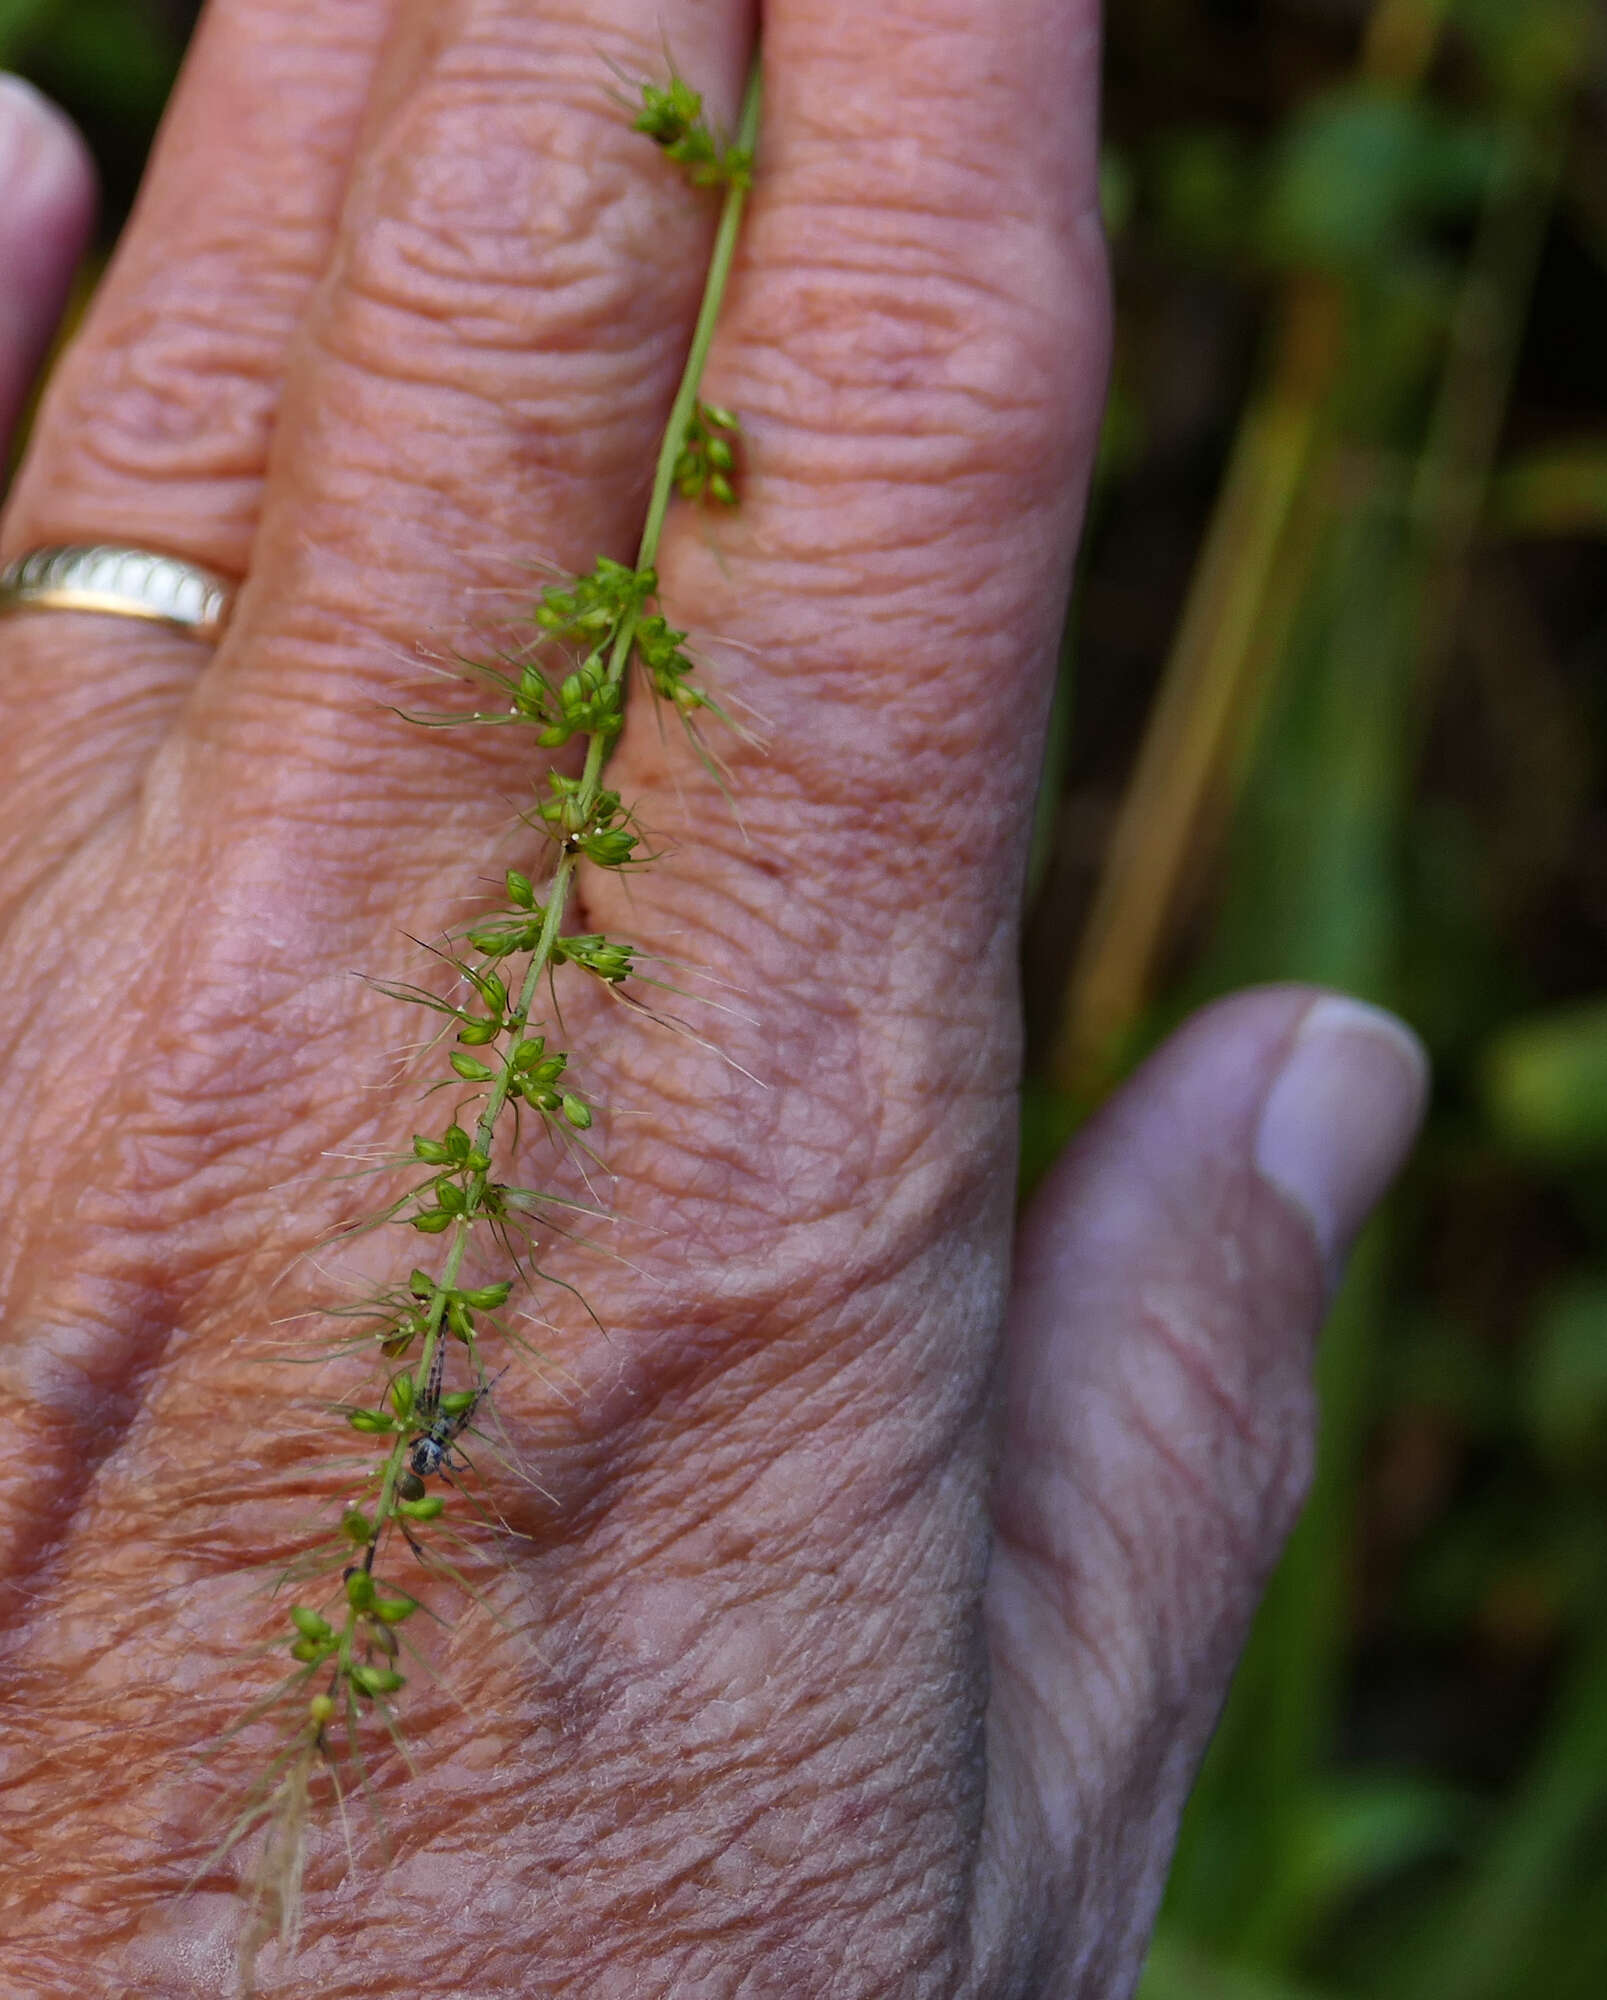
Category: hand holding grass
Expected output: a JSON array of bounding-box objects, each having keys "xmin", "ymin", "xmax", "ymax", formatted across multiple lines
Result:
[{"xmin": 0, "ymin": 8, "xmax": 1426, "ymax": 1993}]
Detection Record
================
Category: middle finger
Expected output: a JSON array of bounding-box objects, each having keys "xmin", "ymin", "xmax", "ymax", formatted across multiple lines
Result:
[{"xmin": 176, "ymin": 0, "xmax": 755, "ymax": 953}]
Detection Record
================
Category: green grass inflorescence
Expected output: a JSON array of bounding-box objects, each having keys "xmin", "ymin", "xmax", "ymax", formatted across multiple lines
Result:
[{"xmin": 217, "ymin": 64, "xmax": 762, "ymax": 1971}]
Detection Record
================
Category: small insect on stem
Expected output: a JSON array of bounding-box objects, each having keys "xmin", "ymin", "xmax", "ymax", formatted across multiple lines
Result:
[{"xmin": 403, "ymin": 1370, "xmax": 493, "ymax": 1489}]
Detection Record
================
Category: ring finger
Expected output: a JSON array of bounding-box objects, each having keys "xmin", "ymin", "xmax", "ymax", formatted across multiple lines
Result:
[{"xmin": 0, "ymin": 0, "xmax": 396, "ymax": 910}]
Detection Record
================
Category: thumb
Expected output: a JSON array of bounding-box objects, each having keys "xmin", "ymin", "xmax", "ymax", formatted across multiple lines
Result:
[
  {"xmin": 0, "ymin": 76, "xmax": 95, "ymax": 458},
  {"xmin": 975, "ymin": 986, "xmax": 1429, "ymax": 1995}
]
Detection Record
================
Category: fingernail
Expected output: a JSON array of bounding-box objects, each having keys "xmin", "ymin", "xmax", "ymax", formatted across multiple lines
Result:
[{"xmin": 1255, "ymin": 995, "xmax": 1430, "ymax": 1286}]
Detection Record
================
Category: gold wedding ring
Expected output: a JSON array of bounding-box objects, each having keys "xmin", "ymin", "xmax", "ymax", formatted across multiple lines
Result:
[{"xmin": 0, "ymin": 544, "xmax": 235, "ymax": 641}]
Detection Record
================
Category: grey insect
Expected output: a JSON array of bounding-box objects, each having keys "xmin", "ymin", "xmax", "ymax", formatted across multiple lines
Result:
[
  {"xmin": 408, "ymin": 1395, "xmax": 485, "ymax": 1480},
  {"xmin": 406, "ymin": 1347, "xmax": 489, "ymax": 1483}
]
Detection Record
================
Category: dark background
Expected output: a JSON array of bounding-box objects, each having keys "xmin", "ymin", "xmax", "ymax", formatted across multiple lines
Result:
[{"xmin": 5, "ymin": 3, "xmax": 1606, "ymax": 1993}]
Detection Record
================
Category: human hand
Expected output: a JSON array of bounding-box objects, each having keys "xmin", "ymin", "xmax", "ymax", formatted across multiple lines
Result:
[{"xmin": 0, "ymin": 7, "xmax": 1427, "ymax": 1995}]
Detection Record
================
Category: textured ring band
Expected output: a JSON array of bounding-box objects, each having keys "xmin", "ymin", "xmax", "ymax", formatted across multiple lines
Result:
[{"xmin": 0, "ymin": 544, "xmax": 235, "ymax": 641}]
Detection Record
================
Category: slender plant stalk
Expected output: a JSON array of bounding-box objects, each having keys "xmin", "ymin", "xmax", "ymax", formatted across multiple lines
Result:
[
  {"xmin": 1049, "ymin": 282, "xmax": 1336, "ymax": 1095},
  {"xmin": 219, "ymin": 62, "xmax": 762, "ymax": 1976}
]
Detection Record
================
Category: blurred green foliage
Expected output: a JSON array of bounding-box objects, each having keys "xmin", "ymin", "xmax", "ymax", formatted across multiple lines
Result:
[
  {"xmin": 1258, "ymin": 89, "xmax": 1497, "ymax": 271},
  {"xmin": 5, "ymin": 0, "xmax": 1606, "ymax": 1993},
  {"xmin": 1484, "ymin": 1001, "xmax": 1607, "ymax": 1161},
  {"xmin": 1028, "ymin": 1, "xmax": 1607, "ymax": 1994}
]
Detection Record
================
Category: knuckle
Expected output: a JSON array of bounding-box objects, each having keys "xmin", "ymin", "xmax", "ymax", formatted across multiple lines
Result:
[
  {"xmin": 730, "ymin": 51, "xmax": 1111, "ymax": 507},
  {"xmin": 741, "ymin": 209, "xmax": 1100, "ymax": 497},
  {"xmin": 318, "ymin": 62, "xmax": 707, "ymax": 426}
]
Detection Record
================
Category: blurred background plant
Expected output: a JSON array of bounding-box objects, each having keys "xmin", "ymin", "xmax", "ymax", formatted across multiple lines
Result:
[{"xmin": 4, "ymin": 1, "xmax": 1605, "ymax": 1994}]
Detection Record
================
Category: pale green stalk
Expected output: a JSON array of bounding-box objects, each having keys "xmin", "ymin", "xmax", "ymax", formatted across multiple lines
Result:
[{"xmin": 329, "ymin": 58, "xmax": 763, "ymax": 1694}]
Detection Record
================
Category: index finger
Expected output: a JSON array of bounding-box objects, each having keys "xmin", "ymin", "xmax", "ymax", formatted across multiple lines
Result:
[{"xmin": 608, "ymin": 0, "xmax": 1108, "ymax": 971}]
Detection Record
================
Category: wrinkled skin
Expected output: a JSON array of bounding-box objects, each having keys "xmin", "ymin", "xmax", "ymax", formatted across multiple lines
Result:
[{"xmin": 0, "ymin": 6, "xmax": 1424, "ymax": 1995}]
